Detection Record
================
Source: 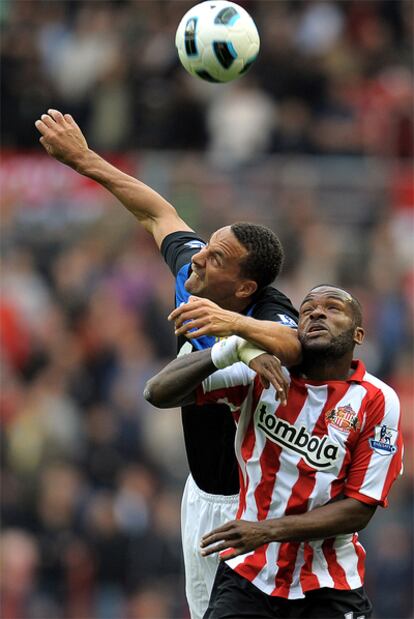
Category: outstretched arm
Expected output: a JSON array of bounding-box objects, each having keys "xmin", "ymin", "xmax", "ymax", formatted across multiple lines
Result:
[
  {"xmin": 35, "ymin": 109, "xmax": 192, "ymax": 248},
  {"xmin": 169, "ymin": 296, "xmax": 302, "ymax": 367},
  {"xmin": 200, "ymin": 498, "xmax": 376, "ymax": 560}
]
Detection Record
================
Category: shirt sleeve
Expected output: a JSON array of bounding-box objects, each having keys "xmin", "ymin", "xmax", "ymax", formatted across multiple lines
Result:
[
  {"xmin": 344, "ymin": 385, "xmax": 403, "ymax": 508},
  {"xmin": 160, "ymin": 231, "xmax": 206, "ymax": 277},
  {"xmin": 196, "ymin": 362, "xmax": 255, "ymax": 412}
]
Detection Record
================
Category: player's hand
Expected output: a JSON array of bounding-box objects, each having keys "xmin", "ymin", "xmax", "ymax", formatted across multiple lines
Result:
[
  {"xmin": 200, "ymin": 519, "xmax": 271, "ymax": 560},
  {"xmin": 249, "ymin": 353, "xmax": 289, "ymax": 405},
  {"xmin": 35, "ymin": 109, "xmax": 89, "ymax": 169},
  {"xmin": 168, "ymin": 296, "xmax": 242, "ymax": 339}
]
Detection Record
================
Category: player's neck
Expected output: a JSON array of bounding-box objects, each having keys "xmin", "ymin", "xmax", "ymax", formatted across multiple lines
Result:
[
  {"xmin": 223, "ymin": 297, "xmax": 251, "ymax": 313},
  {"xmin": 299, "ymin": 352, "xmax": 354, "ymax": 382}
]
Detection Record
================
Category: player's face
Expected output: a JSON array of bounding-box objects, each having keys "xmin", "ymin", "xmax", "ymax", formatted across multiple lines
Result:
[
  {"xmin": 298, "ymin": 286, "xmax": 364, "ymax": 354},
  {"xmin": 185, "ymin": 227, "xmax": 257, "ymax": 308}
]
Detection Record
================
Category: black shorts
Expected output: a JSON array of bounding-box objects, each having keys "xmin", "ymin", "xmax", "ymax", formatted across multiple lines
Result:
[{"xmin": 204, "ymin": 562, "xmax": 373, "ymax": 619}]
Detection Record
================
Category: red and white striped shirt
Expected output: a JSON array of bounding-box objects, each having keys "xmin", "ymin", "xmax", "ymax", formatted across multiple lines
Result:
[{"xmin": 196, "ymin": 360, "xmax": 403, "ymax": 599}]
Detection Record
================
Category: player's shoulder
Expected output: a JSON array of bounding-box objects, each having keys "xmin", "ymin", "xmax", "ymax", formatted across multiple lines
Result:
[
  {"xmin": 161, "ymin": 230, "xmax": 206, "ymax": 277},
  {"xmin": 160, "ymin": 230, "xmax": 205, "ymax": 256},
  {"xmin": 250, "ymin": 285, "xmax": 299, "ymax": 324},
  {"xmin": 361, "ymin": 370, "xmax": 400, "ymax": 407},
  {"xmin": 255, "ymin": 285, "xmax": 296, "ymax": 308}
]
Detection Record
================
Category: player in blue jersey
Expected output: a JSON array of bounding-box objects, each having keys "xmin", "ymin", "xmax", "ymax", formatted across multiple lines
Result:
[{"xmin": 35, "ymin": 109, "xmax": 301, "ymax": 619}]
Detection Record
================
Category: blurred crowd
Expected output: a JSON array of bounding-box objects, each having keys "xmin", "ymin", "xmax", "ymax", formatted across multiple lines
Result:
[
  {"xmin": 1, "ymin": 1, "xmax": 413, "ymax": 619},
  {"xmin": 1, "ymin": 0, "xmax": 413, "ymax": 160}
]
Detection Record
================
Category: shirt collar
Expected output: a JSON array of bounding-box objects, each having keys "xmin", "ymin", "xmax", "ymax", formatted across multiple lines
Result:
[
  {"xmin": 291, "ymin": 359, "xmax": 366, "ymax": 386},
  {"xmin": 347, "ymin": 359, "xmax": 366, "ymax": 383}
]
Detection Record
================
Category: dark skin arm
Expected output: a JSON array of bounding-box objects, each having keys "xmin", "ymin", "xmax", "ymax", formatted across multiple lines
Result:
[
  {"xmin": 200, "ymin": 497, "xmax": 377, "ymax": 560},
  {"xmin": 144, "ymin": 349, "xmax": 290, "ymax": 409},
  {"xmin": 144, "ymin": 349, "xmax": 217, "ymax": 409}
]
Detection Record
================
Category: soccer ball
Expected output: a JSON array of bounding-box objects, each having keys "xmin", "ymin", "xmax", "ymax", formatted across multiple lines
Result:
[{"xmin": 175, "ymin": 1, "xmax": 260, "ymax": 83}]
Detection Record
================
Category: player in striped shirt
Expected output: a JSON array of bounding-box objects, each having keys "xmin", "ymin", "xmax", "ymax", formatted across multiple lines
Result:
[{"xmin": 145, "ymin": 285, "xmax": 403, "ymax": 619}]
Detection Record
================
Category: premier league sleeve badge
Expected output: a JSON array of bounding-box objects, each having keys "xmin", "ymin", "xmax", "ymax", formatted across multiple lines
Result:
[{"xmin": 369, "ymin": 424, "xmax": 398, "ymax": 455}]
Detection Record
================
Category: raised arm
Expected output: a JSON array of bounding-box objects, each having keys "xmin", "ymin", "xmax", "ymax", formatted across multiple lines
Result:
[
  {"xmin": 35, "ymin": 109, "xmax": 193, "ymax": 248},
  {"xmin": 200, "ymin": 497, "xmax": 377, "ymax": 560},
  {"xmin": 168, "ymin": 296, "xmax": 302, "ymax": 367}
]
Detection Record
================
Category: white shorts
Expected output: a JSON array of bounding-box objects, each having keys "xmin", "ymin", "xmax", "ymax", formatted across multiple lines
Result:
[{"xmin": 181, "ymin": 474, "xmax": 239, "ymax": 619}]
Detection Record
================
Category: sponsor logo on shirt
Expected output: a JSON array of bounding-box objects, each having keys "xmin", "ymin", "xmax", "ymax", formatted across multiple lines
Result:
[
  {"xmin": 325, "ymin": 404, "xmax": 360, "ymax": 433},
  {"xmin": 369, "ymin": 424, "xmax": 398, "ymax": 455},
  {"xmin": 258, "ymin": 405, "xmax": 338, "ymax": 469}
]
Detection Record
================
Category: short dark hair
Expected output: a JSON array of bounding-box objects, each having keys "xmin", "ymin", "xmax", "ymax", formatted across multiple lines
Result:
[{"xmin": 231, "ymin": 222, "xmax": 284, "ymax": 289}]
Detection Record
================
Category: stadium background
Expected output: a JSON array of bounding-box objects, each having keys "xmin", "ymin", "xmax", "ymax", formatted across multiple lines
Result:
[{"xmin": 0, "ymin": 1, "xmax": 413, "ymax": 618}]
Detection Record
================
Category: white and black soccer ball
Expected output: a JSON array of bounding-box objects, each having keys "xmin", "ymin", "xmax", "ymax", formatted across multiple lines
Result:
[{"xmin": 175, "ymin": 1, "xmax": 260, "ymax": 83}]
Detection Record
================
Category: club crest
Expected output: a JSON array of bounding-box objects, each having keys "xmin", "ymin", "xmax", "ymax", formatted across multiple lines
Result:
[{"xmin": 325, "ymin": 404, "xmax": 360, "ymax": 433}]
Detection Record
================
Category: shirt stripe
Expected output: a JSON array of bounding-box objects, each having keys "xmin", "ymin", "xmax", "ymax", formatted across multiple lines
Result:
[{"xmin": 198, "ymin": 360, "xmax": 403, "ymax": 598}]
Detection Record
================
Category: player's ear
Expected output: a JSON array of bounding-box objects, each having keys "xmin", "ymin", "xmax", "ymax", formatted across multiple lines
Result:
[
  {"xmin": 353, "ymin": 327, "xmax": 364, "ymax": 346},
  {"xmin": 236, "ymin": 279, "xmax": 257, "ymax": 299}
]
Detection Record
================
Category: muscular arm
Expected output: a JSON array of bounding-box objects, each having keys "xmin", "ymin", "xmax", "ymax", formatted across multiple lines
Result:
[
  {"xmin": 35, "ymin": 109, "xmax": 192, "ymax": 247},
  {"xmin": 200, "ymin": 497, "xmax": 377, "ymax": 559},
  {"xmin": 169, "ymin": 297, "xmax": 302, "ymax": 367},
  {"xmin": 144, "ymin": 349, "xmax": 216, "ymax": 408}
]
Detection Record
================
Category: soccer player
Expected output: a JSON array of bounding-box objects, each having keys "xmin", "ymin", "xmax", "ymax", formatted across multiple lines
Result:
[
  {"xmin": 35, "ymin": 109, "xmax": 301, "ymax": 619},
  {"xmin": 145, "ymin": 285, "xmax": 403, "ymax": 619}
]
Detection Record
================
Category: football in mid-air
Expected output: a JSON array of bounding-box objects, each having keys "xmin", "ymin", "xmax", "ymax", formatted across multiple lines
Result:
[{"xmin": 175, "ymin": 1, "xmax": 260, "ymax": 83}]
